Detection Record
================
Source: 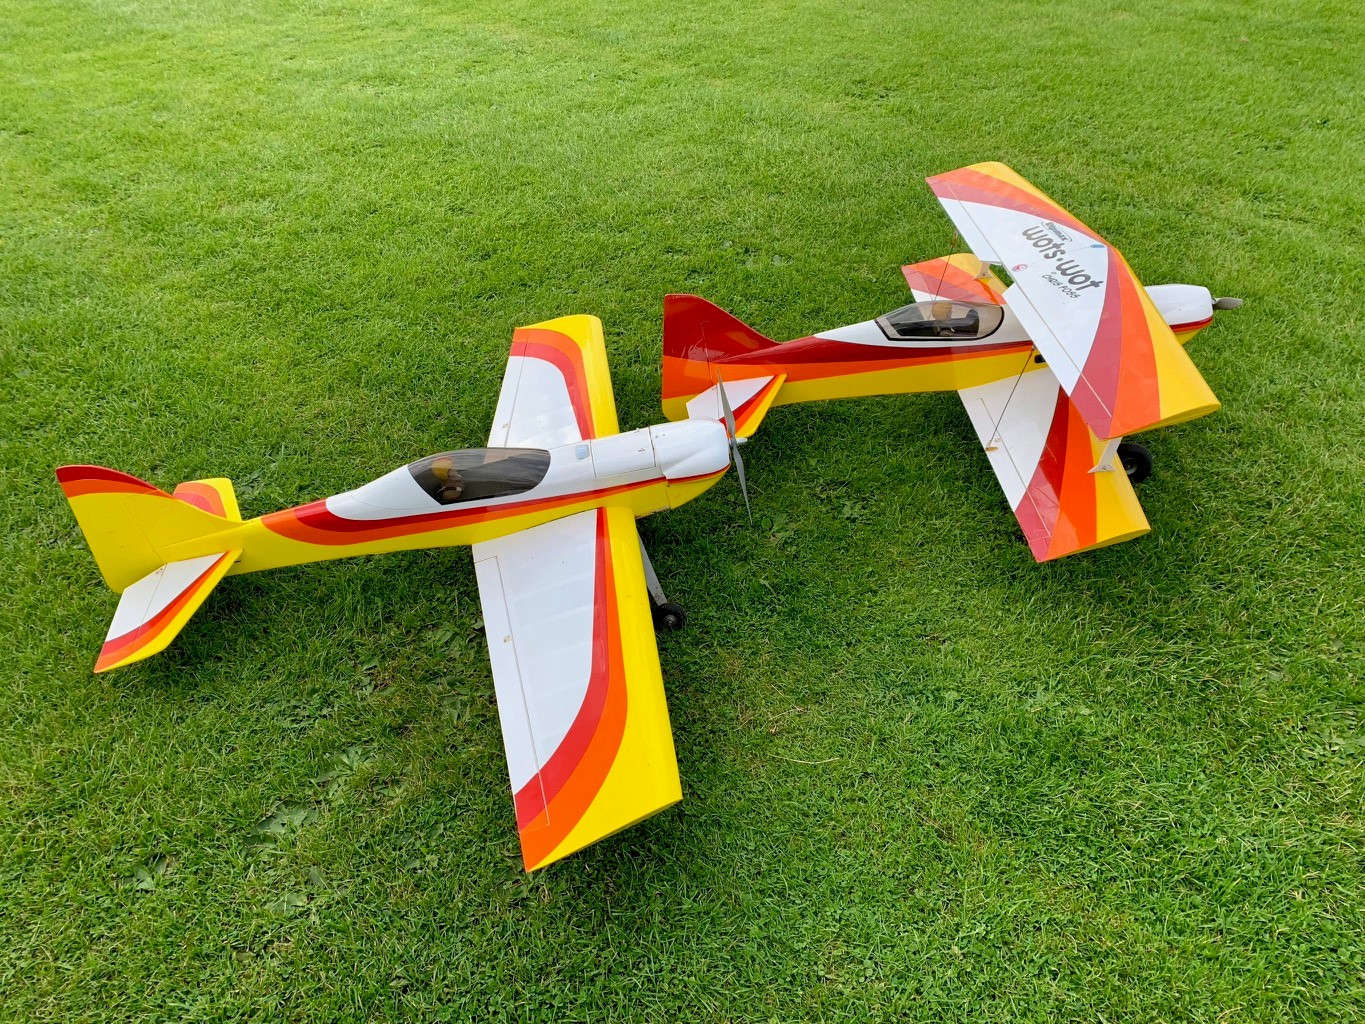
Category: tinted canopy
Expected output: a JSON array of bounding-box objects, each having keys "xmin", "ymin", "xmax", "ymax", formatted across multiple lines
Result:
[
  {"xmin": 409, "ymin": 448, "xmax": 551, "ymax": 505},
  {"xmin": 877, "ymin": 300, "xmax": 1004, "ymax": 341}
]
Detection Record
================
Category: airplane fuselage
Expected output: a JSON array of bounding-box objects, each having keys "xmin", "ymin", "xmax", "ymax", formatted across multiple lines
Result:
[
  {"xmin": 689, "ymin": 281, "xmax": 1215, "ymax": 410},
  {"xmin": 153, "ymin": 420, "xmax": 732, "ymax": 575}
]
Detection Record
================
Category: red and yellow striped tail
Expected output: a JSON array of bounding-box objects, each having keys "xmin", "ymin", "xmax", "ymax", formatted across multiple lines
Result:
[{"xmin": 56, "ymin": 466, "xmax": 245, "ymax": 671}]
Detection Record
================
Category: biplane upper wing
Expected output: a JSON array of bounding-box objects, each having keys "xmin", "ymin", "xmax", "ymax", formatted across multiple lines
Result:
[
  {"xmin": 488, "ymin": 314, "xmax": 622, "ymax": 447},
  {"xmin": 958, "ymin": 363, "xmax": 1150, "ymax": 561},
  {"xmin": 472, "ymin": 505, "xmax": 681, "ymax": 871},
  {"xmin": 927, "ymin": 162, "xmax": 1219, "ymax": 440}
]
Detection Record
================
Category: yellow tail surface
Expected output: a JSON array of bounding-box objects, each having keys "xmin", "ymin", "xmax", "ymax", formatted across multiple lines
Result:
[{"xmin": 56, "ymin": 466, "xmax": 242, "ymax": 592}]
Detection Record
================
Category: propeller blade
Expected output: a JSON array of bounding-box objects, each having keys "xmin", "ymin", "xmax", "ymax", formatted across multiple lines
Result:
[
  {"xmin": 732, "ymin": 440, "xmax": 752, "ymax": 522},
  {"xmin": 716, "ymin": 373, "xmax": 738, "ymax": 440},
  {"xmin": 714, "ymin": 373, "xmax": 752, "ymax": 521}
]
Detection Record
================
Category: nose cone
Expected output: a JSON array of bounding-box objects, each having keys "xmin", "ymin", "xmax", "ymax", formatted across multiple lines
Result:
[
  {"xmin": 1145, "ymin": 283, "xmax": 1214, "ymax": 330},
  {"xmin": 649, "ymin": 420, "xmax": 730, "ymax": 481}
]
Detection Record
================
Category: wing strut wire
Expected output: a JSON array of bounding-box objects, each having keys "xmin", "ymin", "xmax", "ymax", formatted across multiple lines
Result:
[{"xmin": 983, "ymin": 349, "xmax": 1036, "ymax": 451}]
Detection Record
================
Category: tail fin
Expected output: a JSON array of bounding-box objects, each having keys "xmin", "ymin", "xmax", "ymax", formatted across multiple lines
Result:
[
  {"xmin": 662, "ymin": 294, "xmax": 782, "ymax": 425},
  {"xmin": 56, "ymin": 466, "xmax": 242, "ymax": 591},
  {"xmin": 56, "ymin": 466, "xmax": 245, "ymax": 671}
]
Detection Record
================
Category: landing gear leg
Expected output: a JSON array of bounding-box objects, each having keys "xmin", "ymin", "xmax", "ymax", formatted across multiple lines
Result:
[{"xmin": 639, "ymin": 540, "xmax": 687, "ymax": 631}]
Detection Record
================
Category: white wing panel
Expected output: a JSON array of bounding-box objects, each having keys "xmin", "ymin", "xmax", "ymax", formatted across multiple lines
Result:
[
  {"xmin": 1002, "ymin": 282, "xmax": 1085, "ymax": 394},
  {"xmin": 958, "ymin": 366, "xmax": 1061, "ymax": 509},
  {"xmin": 472, "ymin": 510, "xmax": 599, "ymax": 794},
  {"xmin": 935, "ymin": 199, "xmax": 1109, "ymax": 389},
  {"xmin": 936, "ymin": 198, "xmax": 1002, "ymax": 263},
  {"xmin": 488, "ymin": 355, "xmax": 583, "ymax": 449}
]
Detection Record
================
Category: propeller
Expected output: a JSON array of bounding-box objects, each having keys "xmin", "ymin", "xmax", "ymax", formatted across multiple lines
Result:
[
  {"xmin": 714, "ymin": 374, "xmax": 752, "ymax": 522},
  {"xmin": 1212, "ymin": 296, "xmax": 1244, "ymax": 310}
]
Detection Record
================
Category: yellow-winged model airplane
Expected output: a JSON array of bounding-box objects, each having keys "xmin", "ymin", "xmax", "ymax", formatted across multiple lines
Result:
[{"xmin": 58, "ymin": 316, "xmax": 781, "ymax": 870}]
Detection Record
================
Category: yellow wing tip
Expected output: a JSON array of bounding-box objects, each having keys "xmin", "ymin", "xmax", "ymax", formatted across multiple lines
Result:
[
  {"xmin": 1041, "ymin": 524, "xmax": 1153, "ymax": 562},
  {"xmin": 519, "ymin": 313, "xmax": 604, "ymax": 341},
  {"xmin": 94, "ymin": 641, "xmax": 166, "ymax": 674},
  {"xmin": 522, "ymin": 790, "xmax": 683, "ymax": 873}
]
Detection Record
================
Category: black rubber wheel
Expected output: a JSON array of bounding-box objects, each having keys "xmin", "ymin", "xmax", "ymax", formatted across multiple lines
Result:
[
  {"xmin": 651, "ymin": 601, "xmax": 687, "ymax": 632},
  {"xmin": 1117, "ymin": 441, "xmax": 1153, "ymax": 484}
]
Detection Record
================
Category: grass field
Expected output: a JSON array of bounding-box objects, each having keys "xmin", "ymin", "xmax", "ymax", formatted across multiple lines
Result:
[{"xmin": 3, "ymin": 0, "xmax": 1363, "ymax": 1020}]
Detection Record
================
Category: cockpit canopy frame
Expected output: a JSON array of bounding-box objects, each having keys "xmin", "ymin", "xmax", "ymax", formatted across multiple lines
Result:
[{"xmin": 876, "ymin": 299, "xmax": 1004, "ymax": 342}]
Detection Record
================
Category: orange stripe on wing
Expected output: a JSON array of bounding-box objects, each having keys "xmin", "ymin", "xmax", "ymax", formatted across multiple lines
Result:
[
  {"xmin": 512, "ymin": 326, "xmax": 595, "ymax": 440},
  {"xmin": 1015, "ymin": 389, "xmax": 1071, "ymax": 560},
  {"xmin": 1099, "ymin": 254, "xmax": 1162, "ymax": 436},
  {"xmin": 1045, "ymin": 398, "xmax": 1101, "ymax": 559},
  {"xmin": 928, "ymin": 165, "xmax": 1093, "ymax": 239}
]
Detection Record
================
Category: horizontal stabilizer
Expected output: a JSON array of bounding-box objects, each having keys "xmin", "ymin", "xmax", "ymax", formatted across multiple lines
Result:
[
  {"xmin": 902, "ymin": 253, "xmax": 1005, "ymax": 305},
  {"xmin": 928, "ymin": 162, "xmax": 1219, "ymax": 439},
  {"xmin": 96, "ymin": 550, "xmax": 240, "ymax": 672},
  {"xmin": 684, "ymin": 374, "xmax": 785, "ymax": 439},
  {"xmin": 959, "ymin": 366, "xmax": 1149, "ymax": 561}
]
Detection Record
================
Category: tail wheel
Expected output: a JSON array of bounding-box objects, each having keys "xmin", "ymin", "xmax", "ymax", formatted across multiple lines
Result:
[{"xmin": 1117, "ymin": 441, "xmax": 1153, "ymax": 484}]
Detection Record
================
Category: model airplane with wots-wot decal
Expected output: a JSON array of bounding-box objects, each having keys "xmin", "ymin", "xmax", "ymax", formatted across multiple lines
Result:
[
  {"xmin": 662, "ymin": 161, "xmax": 1241, "ymax": 562},
  {"xmin": 57, "ymin": 315, "xmax": 776, "ymax": 871}
]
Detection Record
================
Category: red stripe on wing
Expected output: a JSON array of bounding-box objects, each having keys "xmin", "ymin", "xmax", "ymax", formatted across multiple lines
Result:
[
  {"xmin": 516, "ymin": 509, "xmax": 632, "ymax": 870},
  {"xmin": 512, "ymin": 328, "xmax": 594, "ymax": 440},
  {"xmin": 927, "ymin": 167, "xmax": 1093, "ymax": 239}
]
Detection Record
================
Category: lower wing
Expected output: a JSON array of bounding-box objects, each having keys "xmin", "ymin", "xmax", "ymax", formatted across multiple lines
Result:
[
  {"xmin": 959, "ymin": 365, "xmax": 1150, "ymax": 561},
  {"xmin": 472, "ymin": 505, "xmax": 681, "ymax": 870}
]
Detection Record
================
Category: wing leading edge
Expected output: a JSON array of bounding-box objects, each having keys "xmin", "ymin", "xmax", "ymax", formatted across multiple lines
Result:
[{"xmin": 472, "ymin": 506, "xmax": 681, "ymax": 871}]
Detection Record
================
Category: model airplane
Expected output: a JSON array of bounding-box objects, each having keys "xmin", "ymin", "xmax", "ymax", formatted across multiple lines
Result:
[
  {"xmin": 662, "ymin": 162, "xmax": 1240, "ymax": 561},
  {"xmin": 58, "ymin": 315, "xmax": 777, "ymax": 870}
]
